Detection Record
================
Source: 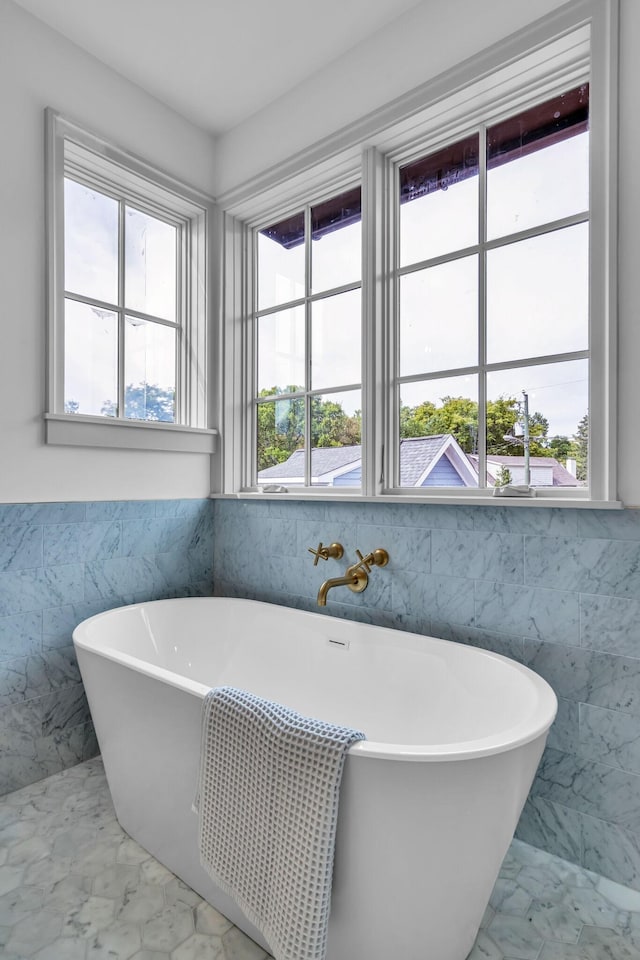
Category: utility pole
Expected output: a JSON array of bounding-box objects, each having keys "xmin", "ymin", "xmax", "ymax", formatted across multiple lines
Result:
[{"xmin": 522, "ymin": 390, "xmax": 530, "ymax": 486}]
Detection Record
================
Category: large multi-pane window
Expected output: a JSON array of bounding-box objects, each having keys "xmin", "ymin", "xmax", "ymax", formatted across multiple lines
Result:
[
  {"xmin": 255, "ymin": 187, "xmax": 362, "ymax": 487},
  {"xmin": 234, "ymin": 5, "xmax": 615, "ymax": 502},
  {"xmin": 250, "ymin": 86, "xmax": 593, "ymax": 495},
  {"xmin": 396, "ymin": 85, "xmax": 589, "ymax": 490}
]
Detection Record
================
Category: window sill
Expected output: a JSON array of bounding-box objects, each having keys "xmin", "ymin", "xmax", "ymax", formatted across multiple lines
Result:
[
  {"xmin": 44, "ymin": 413, "xmax": 218, "ymax": 454},
  {"xmin": 211, "ymin": 490, "xmax": 623, "ymax": 509}
]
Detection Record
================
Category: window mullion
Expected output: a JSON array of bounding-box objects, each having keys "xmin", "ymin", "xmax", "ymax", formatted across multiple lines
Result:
[
  {"xmin": 362, "ymin": 146, "xmax": 386, "ymax": 497},
  {"xmin": 304, "ymin": 205, "xmax": 312, "ymax": 488},
  {"xmin": 478, "ymin": 125, "xmax": 488, "ymax": 490},
  {"xmin": 117, "ymin": 200, "xmax": 126, "ymax": 419},
  {"xmin": 176, "ymin": 223, "xmax": 185, "ymax": 425},
  {"xmin": 388, "ymin": 159, "xmax": 401, "ymax": 490}
]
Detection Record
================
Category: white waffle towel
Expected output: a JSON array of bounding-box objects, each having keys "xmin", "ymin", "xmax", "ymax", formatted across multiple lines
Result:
[{"xmin": 195, "ymin": 686, "xmax": 365, "ymax": 960}]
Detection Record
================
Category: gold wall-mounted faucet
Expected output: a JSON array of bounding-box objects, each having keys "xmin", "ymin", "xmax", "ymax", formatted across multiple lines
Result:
[{"xmin": 317, "ymin": 548, "xmax": 389, "ymax": 606}]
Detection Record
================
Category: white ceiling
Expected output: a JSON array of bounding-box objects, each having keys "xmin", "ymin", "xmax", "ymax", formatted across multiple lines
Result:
[{"xmin": 12, "ymin": 0, "xmax": 424, "ymax": 135}]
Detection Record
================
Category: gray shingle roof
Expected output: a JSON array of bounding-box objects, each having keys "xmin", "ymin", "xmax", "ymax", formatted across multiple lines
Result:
[
  {"xmin": 397, "ymin": 435, "xmax": 451, "ymax": 486},
  {"xmin": 258, "ymin": 445, "xmax": 361, "ymax": 480},
  {"xmin": 259, "ymin": 436, "xmax": 457, "ymax": 485},
  {"xmin": 259, "ymin": 439, "xmax": 580, "ymax": 488}
]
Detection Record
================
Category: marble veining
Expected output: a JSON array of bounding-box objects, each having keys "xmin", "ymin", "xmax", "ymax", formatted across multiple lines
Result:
[
  {"xmin": 0, "ymin": 565, "xmax": 85, "ymax": 619},
  {"xmin": 43, "ymin": 522, "xmax": 122, "ymax": 566},
  {"xmin": 582, "ymin": 816, "xmax": 640, "ymax": 889},
  {"xmin": 0, "ymin": 613, "xmax": 42, "ymax": 662},
  {"xmin": 211, "ymin": 499, "xmax": 640, "ymax": 891},
  {"xmin": 576, "ymin": 509, "xmax": 640, "ymax": 541},
  {"xmin": 523, "ymin": 641, "xmax": 640, "ymax": 717},
  {"xmin": 432, "ymin": 529, "xmax": 524, "ymax": 583},
  {"xmin": 84, "ymin": 501, "xmax": 157, "ymax": 521},
  {"xmin": 525, "ymin": 536, "xmax": 640, "ymax": 599},
  {"xmin": 579, "ymin": 703, "xmax": 640, "ymax": 775},
  {"xmin": 0, "ymin": 500, "xmax": 215, "ymax": 796},
  {"xmin": 579, "ymin": 594, "xmax": 640, "ymax": 657},
  {"xmin": 0, "ymin": 504, "xmax": 86, "ymax": 525},
  {"xmin": 516, "ymin": 794, "xmax": 583, "ymax": 864},
  {"xmin": 0, "ymin": 525, "xmax": 43, "ymax": 573},
  {"xmin": 2, "ymin": 757, "xmax": 640, "ymax": 960},
  {"xmin": 120, "ymin": 516, "xmax": 211, "ymax": 559},
  {"xmin": 545, "ymin": 698, "xmax": 579, "ymax": 755},
  {"xmin": 474, "ymin": 580, "xmax": 581, "ymax": 645},
  {"xmin": 472, "ymin": 506, "xmax": 578, "ymax": 536},
  {"xmin": 357, "ymin": 521, "xmax": 431, "ymax": 574},
  {"xmin": 533, "ymin": 748, "xmax": 640, "ymax": 833},
  {"xmin": 5, "ymin": 495, "xmax": 640, "ymax": 896},
  {"xmin": 0, "ymin": 647, "xmax": 80, "ymax": 707}
]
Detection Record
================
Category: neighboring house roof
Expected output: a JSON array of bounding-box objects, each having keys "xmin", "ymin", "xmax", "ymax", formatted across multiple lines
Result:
[
  {"xmin": 467, "ymin": 454, "xmax": 580, "ymax": 487},
  {"xmin": 399, "ymin": 435, "xmax": 478, "ymax": 487},
  {"xmin": 258, "ymin": 445, "xmax": 361, "ymax": 483},
  {"xmin": 258, "ymin": 436, "xmax": 478, "ymax": 486},
  {"xmin": 260, "ymin": 440, "xmax": 580, "ymax": 488}
]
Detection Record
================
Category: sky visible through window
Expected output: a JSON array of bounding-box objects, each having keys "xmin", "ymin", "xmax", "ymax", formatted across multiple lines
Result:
[{"xmin": 64, "ymin": 179, "xmax": 177, "ymax": 420}]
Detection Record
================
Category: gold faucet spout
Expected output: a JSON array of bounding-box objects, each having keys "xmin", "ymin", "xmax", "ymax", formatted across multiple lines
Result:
[{"xmin": 317, "ymin": 569, "xmax": 368, "ymax": 606}]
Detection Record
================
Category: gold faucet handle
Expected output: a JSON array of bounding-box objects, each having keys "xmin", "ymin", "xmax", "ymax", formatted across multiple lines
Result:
[
  {"xmin": 308, "ymin": 542, "xmax": 344, "ymax": 565},
  {"xmin": 352, "ymin": 548, "xmax": 390, "ymax": 573}
]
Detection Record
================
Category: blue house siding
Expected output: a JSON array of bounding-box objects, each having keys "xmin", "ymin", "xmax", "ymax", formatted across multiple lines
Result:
[
  {"xmin": 333, "ymin": 466, "xmax": 362, "ymax": 486},
  {"xmin": 421, "ymin": 455, "xmax": 465, "ymax": 486}
]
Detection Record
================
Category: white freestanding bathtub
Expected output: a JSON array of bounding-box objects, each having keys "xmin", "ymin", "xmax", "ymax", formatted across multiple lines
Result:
[{"xmin": 73, "ymin": 597, "xmax": 557, "ymax": 960}]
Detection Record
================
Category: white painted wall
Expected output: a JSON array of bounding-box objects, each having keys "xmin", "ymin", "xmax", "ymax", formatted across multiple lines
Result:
[
  {"xmin": 215, "ymin": 0, "xmax": 567, "ymax": 196},
  {"xmin": 0, "ymin": 0, "xmax": 217, "ymax": 503}
]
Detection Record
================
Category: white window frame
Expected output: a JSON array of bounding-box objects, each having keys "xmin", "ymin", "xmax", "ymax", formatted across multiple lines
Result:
[
  {"xmin": 45, "ymin": 110, "xmax": 218, "ymax": 455},
  {"xmin": 385, "ymin": 86, "xmax": 591, "ymax": 499},
  {"xmin": 251, "ymin": 179, "xmax": 364, "ymax": 491},
  {"xmin": 218, "ymin": 0, "xmax": 618, "ymax": 506}
]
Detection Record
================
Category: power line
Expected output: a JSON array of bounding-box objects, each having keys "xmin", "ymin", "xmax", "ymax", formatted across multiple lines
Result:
[{"xmin": 517, "ymin": 377, "xmax": 587, "ymax": 391}]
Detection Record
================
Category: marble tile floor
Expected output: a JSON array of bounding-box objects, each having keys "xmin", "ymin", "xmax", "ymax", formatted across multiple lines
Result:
[{"xmin": 1, "ymin": 761, "xmax": 640, "ymax": 960}]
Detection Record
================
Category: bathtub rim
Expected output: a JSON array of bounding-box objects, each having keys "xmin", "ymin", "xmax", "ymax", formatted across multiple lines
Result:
[{"xmin": 73, "ymin": 596, "xmax": 557, "ymax": 764}]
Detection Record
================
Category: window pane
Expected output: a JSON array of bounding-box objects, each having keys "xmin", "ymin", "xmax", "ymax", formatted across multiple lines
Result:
[
  {"xmin": 399, "ymin": 135, "xmax": 479, "ymax": 267},
  {"xmin": 311, "ymin": 390, "xmax": 361, "ymax": 487},
  {"xmin": 125, "ymin": 207, "xmax": 177, "ymax": 321},
  {"xmin": 257, "ymin": 397, "xmax": 305, "ymax": 483},
  {"xmin": 487, "ymin": 223, "xmax": 588, "ymax": 365},
  {"xmin": 311, "ymin": 290, "xmax": 361, "ymax": 390},
  {"xmin": 486, "ymin": 360, "xmax": 588, "ymax": 487},
  {"xmin": 124, "ymin": 317, "xmax": 176, "ymax": 422},
  {"xmin": 257, "ymin": 306, "xmax": 305, "ymax": 395},
  {"xmin": 64, "ymin": 179, "xmax": 118, "ymax": 304},
  {"xmin": 311, "ymin": 187, "xmax": 361, "ymax": 293},
  {"xmin": 400, "ymin": 256, "xmax": 477, "ymax": 377},
  {"xmin": 400, "ymin": 376, "xmax": 478, "ymax": 488},
  {"xmin": 64, "ymin": 299, "xmax": 117, "ymax": 416},
  {"xmin": 487, "ymin": 85, "xmax": 589, "ymax": 240},
  {"xmin": 258, "ymin": 212, "xmax": 305, "ymax": 311}
]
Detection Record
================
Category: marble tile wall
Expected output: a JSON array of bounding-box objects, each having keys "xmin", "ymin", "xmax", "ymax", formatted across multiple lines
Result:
[
  {"xmin": 0, "ymin": 498, "xmax": 214, "ymax": 796},
  {"xmin": 214, "ymin": 498, "xmax": 640, "ymax": 891}
]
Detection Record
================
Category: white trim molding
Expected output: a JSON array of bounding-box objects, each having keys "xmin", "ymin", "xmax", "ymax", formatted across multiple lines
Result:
[{"xmin": 44, "ymin": 413, "xmax": 217, "ymax": 454}]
